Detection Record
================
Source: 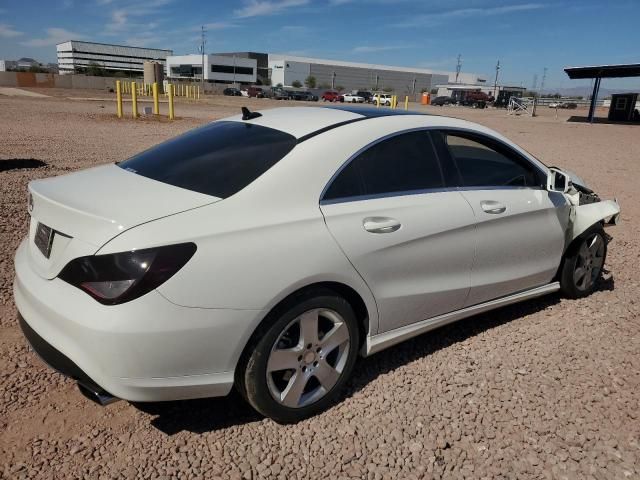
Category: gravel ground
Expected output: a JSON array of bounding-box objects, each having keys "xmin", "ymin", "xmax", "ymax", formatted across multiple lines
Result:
[{"xmin": 1, "ymin": 91, "xmax": 639, "ymax": 479}]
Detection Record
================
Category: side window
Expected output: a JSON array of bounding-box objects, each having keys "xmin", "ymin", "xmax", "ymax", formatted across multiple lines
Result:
[
  {"xmin": 444, "ymin": 133, "xmax": 540, "ymax": 188},
  {"xmin": 323, "ymin": 131, "xmax": 444, "ymax": 201}
]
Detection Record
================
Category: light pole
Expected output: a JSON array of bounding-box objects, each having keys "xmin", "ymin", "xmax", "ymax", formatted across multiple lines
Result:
[
  {"xmin": 493, "ymin": 60, "xmax": 500, "ymax": 98},
  {"xmin": 199, "ymin": 25, "xmax": 206, "ymax": 85}
]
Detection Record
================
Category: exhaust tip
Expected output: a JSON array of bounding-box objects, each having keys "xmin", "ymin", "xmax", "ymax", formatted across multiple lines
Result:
[{"xmin": 77, "ymin": 382, "xmax": 120, "ymax": 406}]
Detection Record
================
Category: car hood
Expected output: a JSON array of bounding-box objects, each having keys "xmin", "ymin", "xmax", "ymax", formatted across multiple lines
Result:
[{"xmin": 26, "ymin": 164, "xmax": 219, "ymax": 279}]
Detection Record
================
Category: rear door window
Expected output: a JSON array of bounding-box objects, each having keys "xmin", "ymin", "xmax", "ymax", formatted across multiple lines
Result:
[
  {"xmin": 323, "ymin": 130, "xmax": 444, "ymax": 201},
  {"xmin": 118, "ymin": 121, "xmax": 297, "ymax": 198}
]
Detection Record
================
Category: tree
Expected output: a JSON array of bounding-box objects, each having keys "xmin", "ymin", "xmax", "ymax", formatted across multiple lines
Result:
[
  {"xmin": 86, "ymin": 62, "xmax": 106, "ymax": 77},
  {"xmin": 319, "ymin": 82, "xmax": 331, "ymax": 89},
  {"xmin": 335, "ymin": 85, "xmax": 345, "ymax": 92},
  {"xmin": 304, "ymin": 75, "xmax": 316, "ymax": 88},
  {"xmin": 292, "ymin": 80, "xmax": 302, "ymax": 88},
  {"xmin": 276, "ymin": 83, "xmax": 283, "ymax": 88},
  {"xmin": 382, "ymin": 86, "xmax": 393, "ymax": 93},
  {"xmin": 263, "ymin": 77, "xmax": 272, "ymax": 86}
]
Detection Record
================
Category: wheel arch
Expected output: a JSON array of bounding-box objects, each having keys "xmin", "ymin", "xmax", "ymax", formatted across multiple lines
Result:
[{"xmin": 234, "ymin": 281, "xmax": 373, "ymax": 388}]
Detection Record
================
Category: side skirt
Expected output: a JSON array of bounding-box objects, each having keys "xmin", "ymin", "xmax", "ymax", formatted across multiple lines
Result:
[{"xmin": 364, "ymin": 282, "xmax": 560, "ymax": 356}]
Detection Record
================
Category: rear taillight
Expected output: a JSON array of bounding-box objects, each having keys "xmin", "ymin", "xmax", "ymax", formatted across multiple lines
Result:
[{"xmin": 58, "ymin": 243, "xmax": 196, "ymax": 305}]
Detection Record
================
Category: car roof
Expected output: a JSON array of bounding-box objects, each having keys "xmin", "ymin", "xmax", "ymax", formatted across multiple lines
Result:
[{"xmin": 224, "ymin": 106, "xmax": 426, "ymax": 139}]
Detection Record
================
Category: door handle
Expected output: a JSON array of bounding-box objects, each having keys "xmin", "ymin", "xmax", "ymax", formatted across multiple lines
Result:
[
  {"xmin": 363, "ymin": 217, "xmax": 401, "ymax": 234},
  {"xmin": 480, "ymin": 200, "xmax": 507, "ymax": 214}
]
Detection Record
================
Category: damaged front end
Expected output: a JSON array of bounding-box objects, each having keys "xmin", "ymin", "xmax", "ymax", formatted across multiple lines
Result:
[{"xmin": 548, "ymin": 167, "xmax": 621, "ymax": 243}]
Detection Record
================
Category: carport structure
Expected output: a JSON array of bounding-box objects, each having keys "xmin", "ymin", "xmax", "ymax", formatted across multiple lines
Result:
[{"xmin": 564, "ymin": 63, "xmax": 640, "ymax": 123}]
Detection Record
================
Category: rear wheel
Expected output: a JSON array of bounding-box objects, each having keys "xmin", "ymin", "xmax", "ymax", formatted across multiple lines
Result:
[
  {"xmin": 560, "ymin": 225, "xmax": 607, "ymax": 298},
  {"xmin": 238, "ymin": 290, "xmax": 359, "ymax": 423}
]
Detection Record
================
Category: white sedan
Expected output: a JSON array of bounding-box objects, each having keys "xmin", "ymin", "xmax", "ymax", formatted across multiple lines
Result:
[
  {"xmin": 341, "ymin": 93, "xmax": 365, "ymax": 103},
  {"xmin": 15, "ymin": 106, "xmax": 620, "ymax": 423}
]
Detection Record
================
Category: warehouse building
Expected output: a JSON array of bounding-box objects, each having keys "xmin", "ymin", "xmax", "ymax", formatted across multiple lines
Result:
[
  {"xmin": 166, "ymin": 54, "xmax": 257, "ymax": 83},
  {"xmin": 266, "ymin": 54, "xmax": 485, "ymax": 93},
  {"xmin": 56, "ymin": 41, "xmax": 172, "ymax": 75}
]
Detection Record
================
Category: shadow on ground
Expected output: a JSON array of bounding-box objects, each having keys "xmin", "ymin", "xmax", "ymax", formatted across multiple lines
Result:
[
  {"xmin": 135, "ymin": 276, "xmax": 615, "ymax": 435},
  {"xmin": 0, "ymin": 158, "xmax": 47, "ymax": 172},
  {"xmin": 567, "ymin": 116, "xmax": 640, "ymax": 125}
]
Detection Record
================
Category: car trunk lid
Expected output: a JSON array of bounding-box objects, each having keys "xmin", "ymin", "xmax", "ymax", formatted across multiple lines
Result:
[{"xmin": 27, "ymin": 164, "xmax": 218, "ymax": 279}]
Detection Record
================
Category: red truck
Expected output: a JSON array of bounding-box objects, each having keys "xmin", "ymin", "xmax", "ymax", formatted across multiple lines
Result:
[{"xmin": 461, "ymin": 91, "xmax": 493, "ymax": 108}]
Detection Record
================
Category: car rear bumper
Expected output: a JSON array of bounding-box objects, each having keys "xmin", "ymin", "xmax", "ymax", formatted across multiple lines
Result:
[{"xmin": 13, "ymin": 239, "xmax": 264, "ymax": 402}]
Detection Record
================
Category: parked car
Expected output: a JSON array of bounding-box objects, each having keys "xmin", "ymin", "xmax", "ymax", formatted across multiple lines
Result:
[
  {"xmin": 356, "ymin": 91, "xmax": 373, "ymax": 103},
  {"xmin": 272, "ymin": 88, "xmax": 291, "ymax": 100},
  {"xmin": 247, "ymin": 86, "xmax": 266, "ymax": 98},
  {"xmin": 431, "ymin": 96, "xmax": 456, "ymax": 106},
  {"xmin": 559, "ymin": 102, "xmax": 578, "ymax": 109},
  {"xmin": 372, "ymin": 93, "xmax": 393, "ymax": 106},
  {"xmin": 289, "ymin": 91, "xmax": 318, "ymax": 101},
  {"xmin": 548, "ymin": 101, "xmax": 561, "ymax": 108},
  {"xmin": 321, "ymin": 90, "xmax": 340, "ymax": 102},
  {"xmin": 223, "ymin": 87, "xmax": 242, "ymax": 96},
  {"xmin": 16, "ymin": 106, "xmax": 620, "ymax": 423},
  {"xmin": 341, "ymin": 93, "xmax": 365, "ymax": 103}
]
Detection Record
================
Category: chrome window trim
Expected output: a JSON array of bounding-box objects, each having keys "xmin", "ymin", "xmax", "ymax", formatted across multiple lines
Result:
[{"xmin": 319, "ymin": 126, "xmax": 546, "ymax": 206}]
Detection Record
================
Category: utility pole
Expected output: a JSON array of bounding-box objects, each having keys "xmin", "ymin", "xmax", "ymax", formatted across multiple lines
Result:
[
  {"xmin": 540, "ymin": 67, "xmax": 548, "ymax": 95},
  {"xmin": 199, "ymin": 26, "xmax": 206, "ymax": 85},
  {"xmin": 455, "ymin": 54, "xmax": 462, "ymax": 84},
  {"xmin": 532, "ymin": 74, "xmax": 538, "ymax": 92},
  {"xmin": 493, "ymin": 60, "xmax": 500, "ymax": 97}
]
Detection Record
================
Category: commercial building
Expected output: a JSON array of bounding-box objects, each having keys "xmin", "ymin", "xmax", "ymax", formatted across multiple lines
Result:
[
  {"xmin": 56, "ymin": 41, "xmax": 172, "ymax": 75},
  {"xmin": 166, "ymin": 54, "xmax": 257, "ymax": 84},
  {"xmin": 266, "ymin": 54, "xmax": 485, "ymax": 93}
]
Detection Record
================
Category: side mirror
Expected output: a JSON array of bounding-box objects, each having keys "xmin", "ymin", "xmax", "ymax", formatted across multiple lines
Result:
[{"xmin": 547, "ymin": 168, "xmax": 571, "ymax": 193}]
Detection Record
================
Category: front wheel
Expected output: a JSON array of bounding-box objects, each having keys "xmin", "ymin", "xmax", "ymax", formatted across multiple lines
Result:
[
  {"xmin": 560, "ymin": 225, "xmax": 607, "ymax": 299},
  {"xmin": 238, "ymin": 290, "xmax": 359, "ymax": 423}
]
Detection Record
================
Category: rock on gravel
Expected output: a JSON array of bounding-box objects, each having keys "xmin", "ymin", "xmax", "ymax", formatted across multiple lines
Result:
[{"xmin": 1, "ymin": 94, "xmax": 639, "ymax": 479}]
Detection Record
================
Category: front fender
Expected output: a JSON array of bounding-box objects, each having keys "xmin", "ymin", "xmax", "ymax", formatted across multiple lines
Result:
[{"xmin": 570, "ymin": 199, "xmax": 621, "ymax": 241}]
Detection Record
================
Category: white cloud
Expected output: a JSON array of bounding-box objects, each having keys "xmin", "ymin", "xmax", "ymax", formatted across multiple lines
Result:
[
  {"xmin": 0, "ymin": 23, "xmax": 23, "ymax": 38},
  {"xmin": 21, "ymin": 27, "xmax": 83, "ymax": 46},
  {"xmin": 395, "ymin": 3, "xmax": 546, "ymax": 27},
  {"xmin": 125, "ymin": 35, "xmax": 162, "ymax": 47},
  {"xmin": 234, "ymin": 0, "xmax": 309, "ymax": 18},
  {"xmin": 352, "ymin": 44, "xmax": 412, "ymax": 53}
]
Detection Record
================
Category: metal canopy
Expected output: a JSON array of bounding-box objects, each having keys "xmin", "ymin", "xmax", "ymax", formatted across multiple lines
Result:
[
  {"xmin": 564, "ymin": 63, "xmax": 640, "ymax": 80},
  {"xmin": 564, "ymin": 63, "xmax": 640, "ymax": 123}
]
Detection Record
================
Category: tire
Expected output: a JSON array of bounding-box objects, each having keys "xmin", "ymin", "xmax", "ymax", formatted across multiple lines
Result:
[
  {"xmin": 559, "ymin": 225, "xmax": 607, "ymax": 299},
  {"xmin": 351, "ymin": 99, "xmax": 356, "ymax": 103},
  {"xmin": 237, "ymin": 289, "xmax": 359, "ymax": 423}
]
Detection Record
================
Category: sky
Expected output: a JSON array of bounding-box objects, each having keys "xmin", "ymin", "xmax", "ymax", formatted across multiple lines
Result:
[{"xmin": 1, "ymin": 0, "xmax": 639, "ymax": 91}]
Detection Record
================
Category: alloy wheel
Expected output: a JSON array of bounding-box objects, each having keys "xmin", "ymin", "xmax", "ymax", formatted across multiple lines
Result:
[
  {"xmin": 574, "ymin": 233, "xmax": 605, "ymax": 292},
  {"xmin": 266, "ymin": 308, "xmax": 350, "ymax": 408}
]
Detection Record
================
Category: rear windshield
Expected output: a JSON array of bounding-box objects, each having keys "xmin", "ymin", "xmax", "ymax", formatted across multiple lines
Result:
[{"xmin": 118, "ymin": 121, "xmax": 297, "ymax": 198}]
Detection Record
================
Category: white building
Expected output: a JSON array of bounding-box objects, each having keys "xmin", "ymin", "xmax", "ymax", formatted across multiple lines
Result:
[
  {"xmin": 56, "ymin": 41, "xmax": 172, "ymax": 75},
  {"xmin": 166, "ymin": 54, "xmax": 257, "ymax": 84},
  {"xmin": 267, "ymin": 54, "xmax": 485, "ymax": 93}
]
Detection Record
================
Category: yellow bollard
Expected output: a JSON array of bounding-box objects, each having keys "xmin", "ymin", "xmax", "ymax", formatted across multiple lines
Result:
[
  {"xmin": 168, "ymin": 84, "xmax": 175, "ymax": 120},
  {"xmin": 197, "ymin": 85, "xmax": 200, "ymax": 100},
  {"xmin": 116, "ymin": 80, "xmax": 123, "ymax": 118},
  {"xmin": 376, "ymin": 95, "xmax": 380, "ymax": 108},
  {"xmin": 152, "ymin": 82, "xmax": 159, "ymax": 115},
  {"xmin": 131, "ymin": 81, "xmax": 138, "ymax": 118},
  {"xmin": 404, "ymin": 96, "xmax": 409, "ymax": 111},
  {"xmin": 187, "ymin": 85, "xmax": 190, "ymax": 99}
]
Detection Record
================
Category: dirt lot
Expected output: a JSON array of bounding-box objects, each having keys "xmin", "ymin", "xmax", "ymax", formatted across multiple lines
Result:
[{"xmin": 0, "ymin": 90, "xmax": 638, "ymax": 479}]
